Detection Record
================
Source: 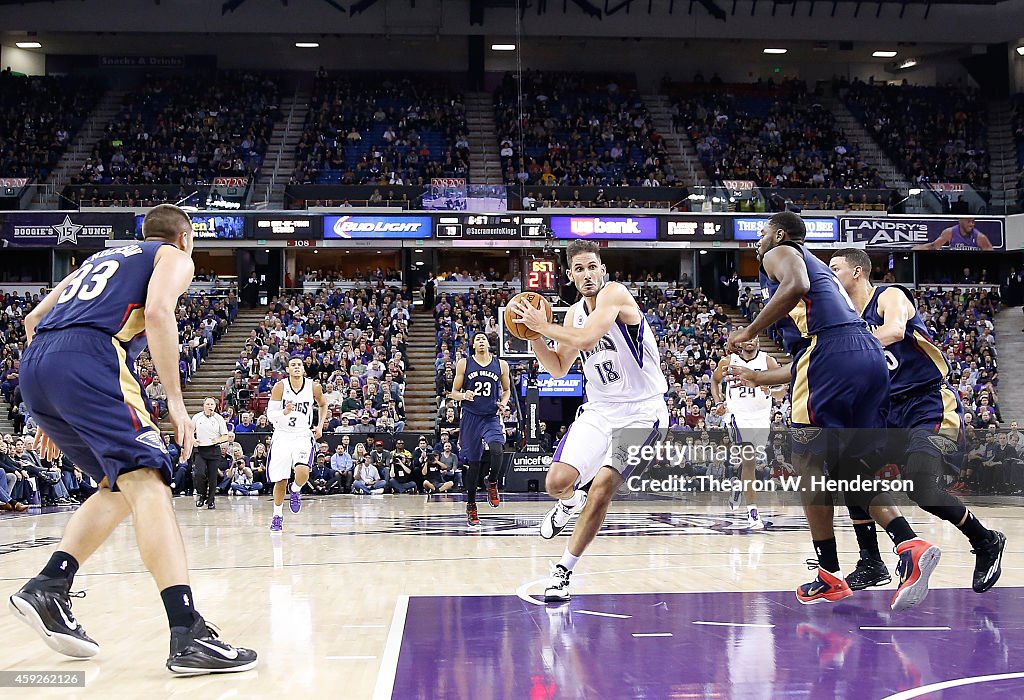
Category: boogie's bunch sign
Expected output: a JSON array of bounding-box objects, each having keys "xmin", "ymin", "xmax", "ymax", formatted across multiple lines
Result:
[{"xmin": 0, "ymin": 212, "xmax": 134, "ymax": 247}]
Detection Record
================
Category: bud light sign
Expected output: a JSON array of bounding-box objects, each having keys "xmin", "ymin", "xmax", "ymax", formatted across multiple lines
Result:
[
  {"xmin": 324, "ymin": 215, "xmax": 433, "ymax": 239},
  {"xmin": 548, "ymin": 216, "xmax": 657, "ymax": 240}
]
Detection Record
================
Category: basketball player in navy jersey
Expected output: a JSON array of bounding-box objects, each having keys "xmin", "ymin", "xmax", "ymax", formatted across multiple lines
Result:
[
  {"xmin": 726, "ymin": 211, "xmax": 940, "ymax": 612},
  {"xmin": 8, "ymin": 204, "xmax": 256, "ymax": 674},
  {"xmin": 450, "ymin": 331, "xmax": 511, "ymax": 526},
  {"xmin": 829, "ymin": 248, "xmax": 1005, "ymax": 592},
  {"xmin": 914, "ymin": 218, "xmax": 994, "ymax": 251}
]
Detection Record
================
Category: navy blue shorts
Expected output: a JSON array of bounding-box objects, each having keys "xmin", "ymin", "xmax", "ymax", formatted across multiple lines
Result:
[
  {"xmin": 458, "ymin": 411, "xmax": 504, "ymax": 463},
  {"xmin": 789, "ymin": 328, "xmax": 889, "ymax": 462},
  {"xmin": 20, "ymin": 328, "xmax": 172, "ymax": 491},
  {"xmin": 888, "ymin": 383, "xmax": 964, "ymax": 471}
]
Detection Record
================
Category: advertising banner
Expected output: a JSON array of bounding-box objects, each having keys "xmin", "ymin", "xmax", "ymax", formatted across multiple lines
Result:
[
  {"xmin": 252, "ymin": 215, "xmax": 322, "ymax": 240},
  {"xmin": 842, "ymin": 217, "xmax": 1004, "ymax": 251},
  {"xmin": 660, "ymin": 215, "xmax": 730, "ymax": 241},
  {"xmin": 733, "ymin": 217, "xmax": 839, "ymax": 242},
  {"xmin": 132, "ymin": 214, "xmax": 247, "ymax": 240},
  {"xmin": 0, "ymin": 212, "xmax": 133, "ymax": 247},
  {"xmin": 519, "ymin": 373, "xmax": 585, "ymax": 397},
  {"xmin": 548, "ymin": 215, "xmax": 657, "ymax": 240},
  {"xmin": 324, "ymin": 215, "xmax": 432, "ymax": 240}
]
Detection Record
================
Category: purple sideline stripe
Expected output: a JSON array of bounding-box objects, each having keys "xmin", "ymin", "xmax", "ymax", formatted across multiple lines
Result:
[{"xmin": 390, "ymin": 587, "xmax": 1024, "ymax": 699}]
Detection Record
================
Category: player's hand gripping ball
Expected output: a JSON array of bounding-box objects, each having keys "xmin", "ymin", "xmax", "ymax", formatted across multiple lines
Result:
[{"xmin": 505, "ymin": 292, "xmax": 553, "ymax": 341}]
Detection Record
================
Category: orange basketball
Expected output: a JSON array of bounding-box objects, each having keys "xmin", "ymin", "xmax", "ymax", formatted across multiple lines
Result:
[{"xmin": 504, "ymin": 292, "xmax": 552, "ymax": 341}]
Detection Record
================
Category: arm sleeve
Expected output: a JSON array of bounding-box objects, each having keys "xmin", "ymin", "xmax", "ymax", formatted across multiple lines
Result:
[{"xmin": 266, "ymin": 400, "xmax": 285, "ymax": 424}]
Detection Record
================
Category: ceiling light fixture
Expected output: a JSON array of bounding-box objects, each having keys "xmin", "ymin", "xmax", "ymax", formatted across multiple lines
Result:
[
  {"xmin": 295, "ymin": 42, "xmax": 320, "ymax": 48},
  {"xmin": 15, "ymin": 42, "xmax": 42, "ymax": 49},
  {"xmin": 873, "ymin": 50, "xmax": 897, "ymax": 58},
  {"xmin": 491, "ymin": 44, "xmax": 516, "ymax": 51},
  {"xmin": 763, "ymin": 48, "xmax": 787, "ymax": 55}
]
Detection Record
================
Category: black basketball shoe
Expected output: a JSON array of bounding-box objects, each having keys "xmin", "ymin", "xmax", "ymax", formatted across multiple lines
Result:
[
  {"xmin": 972, "ymin": 530, "xmax": 1006, "ymax": 593},
  {"xmin": 166, "ymin": 614, "xmax": 258, "ymax": 675},
  {"xmin": 845, "ymin": 552, "xmax": 892, "ymax": 591},
  {"xmin": 8, "ymin": 576, "xmax": 99, "ymax": 658}
]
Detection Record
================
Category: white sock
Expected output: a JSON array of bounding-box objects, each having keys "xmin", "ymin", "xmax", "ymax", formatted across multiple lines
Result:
[
  {"xmin": 273, "ymin": 504, "xmax": 283, "ymax": 517},
  {"xmin": 290, "ymin": 482, "xmax": 301, "ymax": 493},
  {"xmin": 560, "ymin": 490, "xmax": 584, "ymax": 508},
  {"xmin": 558, "ymin": 548, "xmax": 581, "ymax": 572}
]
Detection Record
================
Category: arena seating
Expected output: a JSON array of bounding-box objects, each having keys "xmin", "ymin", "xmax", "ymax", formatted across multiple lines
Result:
[
  {"xmin": 0, "ymin": 72, "xmax": 100, "ymax": 182},
  {"xmin": 838, "ymin": 78, "xmax": 989, "ymax": 189},
  {"xmin": 73, "ymin": 72, "xmax": 281, "ymax": 187},
  {"xmin": 1013, "ymin": 94, "xmax": 1024, "ymax": 206},
  {"xmin": 670, "ymin": 80, "xmax": 884, "ymax": 190},
  {"xmin": 494, "ymin": 71, "xmax": 672, "ymax": 188},
  {"xmin": 291, "ymin": 74, "xmax": 468, "ymax": 187}
]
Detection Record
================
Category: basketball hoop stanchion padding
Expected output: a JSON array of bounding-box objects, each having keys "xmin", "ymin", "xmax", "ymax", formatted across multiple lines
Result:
[{"xmin": 524, "ymin": 364, "xmax": 541, "ymax": 454}]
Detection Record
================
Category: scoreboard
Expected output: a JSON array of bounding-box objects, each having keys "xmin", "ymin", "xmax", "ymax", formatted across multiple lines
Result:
[{"xmin": 436, "ymin": 214, "xmax": 547, "ymax": 239}]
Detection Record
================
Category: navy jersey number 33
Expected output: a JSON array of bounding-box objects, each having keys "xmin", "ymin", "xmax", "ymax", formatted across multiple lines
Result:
[{"xmin": 20, "ymin": 241, "xmax": 178, "ymax": 491}]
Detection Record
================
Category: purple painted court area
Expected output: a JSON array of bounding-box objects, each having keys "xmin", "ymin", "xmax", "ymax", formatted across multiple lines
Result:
[{"xmin": 391, "ymin": 588, "xmax": 1024, "ymax": 699}]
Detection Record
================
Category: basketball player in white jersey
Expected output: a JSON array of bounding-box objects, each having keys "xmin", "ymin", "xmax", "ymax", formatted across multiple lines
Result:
[
  {"xmin": 511, "ymin": 239, "xmax": 668, "ymax": 602},
  {"xmin": 711, "ymin": 331, "xmax": 786, "ymax": 530},
  {"xmin": 265, "ymin": 358, "xmax": 328, "ymax": 531}
]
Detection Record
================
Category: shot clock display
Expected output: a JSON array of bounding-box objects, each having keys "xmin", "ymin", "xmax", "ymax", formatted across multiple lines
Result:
[{"xmin": 524, "ymin": 257, "xmax": 559, "ymax": 294}]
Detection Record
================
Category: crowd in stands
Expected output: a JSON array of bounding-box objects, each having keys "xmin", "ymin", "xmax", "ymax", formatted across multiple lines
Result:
[
  {"xmin": 673, "ymin": 79, "xmax": 885, "ymax": 190},
  {"xmin": 72, "ymin": 72, "xmax": 281, "ymax": 188},
  {"xmin": 221, "ymin": 282, "xmax": 414, "ymax": 435},
  {"xmin": 495, "ymin": 71, "xmax": 674, "ymax": 188},
  {"xmin": 291, "ymin": 74, "xmax": 469, "ymax": 187},
  {"xmin": 294, "ymin": 267, "xmax": 403, "ymax": 286},
  {"xmin": 2, "ymin": 290, "xmax": 43, "ymax": 437},
  {"xmin": 838, "ymin": 77, "xmax": 990, "ymax": 190},
  {"xmin": 0, "ymin": 71, "xmax": 100, "ymax": 182}
]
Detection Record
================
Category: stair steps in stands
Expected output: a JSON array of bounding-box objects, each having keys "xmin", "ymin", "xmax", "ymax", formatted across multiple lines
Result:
[
  {"xmin": 403, "ymin": 309, "xmax": 440, "ymax": 433},
  {"xmin": 158, "ymin": 309, "xmax": 267, "ymax": 432}
]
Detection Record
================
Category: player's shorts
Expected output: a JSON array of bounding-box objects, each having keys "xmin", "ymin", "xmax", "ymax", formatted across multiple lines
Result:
[
  {"xmin": 727, "ymin": 413, "xmax": 771, "ymax": 449},
  {"xmin": 788, "ymin": 326, "xmax": 889, "ymax": 464},
  {"xmin": 458, "ymin": 411, "xmax": 505, "ymax": 463},
  {"xmin": 268, "ymin": 432, "xmax": 315, "ymax": 483},
  {"xmin": 888, "ymin": 383, "xmax": 964, "ymax": 472},
  {"xmin": 19, "ymin": 327, "xmax": 172, "ymax": 491},
  {"xmin": 552, "ymin": 395, "xmax": 669, "ymax": 487}
]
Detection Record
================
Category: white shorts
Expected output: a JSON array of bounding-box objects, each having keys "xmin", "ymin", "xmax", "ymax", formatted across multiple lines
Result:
[
  {"xmin": 727, "ymin": 413, "xmax": 771, "ymax": 450},
  {"xmin": 268, "ymin": 433, "xmax": 315, "ymax": 483},
  {"xmin": 553, "ymin": 396, "xmax": 669, "ymax": 486}
]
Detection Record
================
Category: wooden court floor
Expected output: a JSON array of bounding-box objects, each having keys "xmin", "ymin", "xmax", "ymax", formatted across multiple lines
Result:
[{"xmin": 0, "ymin": 492, "xmax": 1021, "ymax": 698}]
